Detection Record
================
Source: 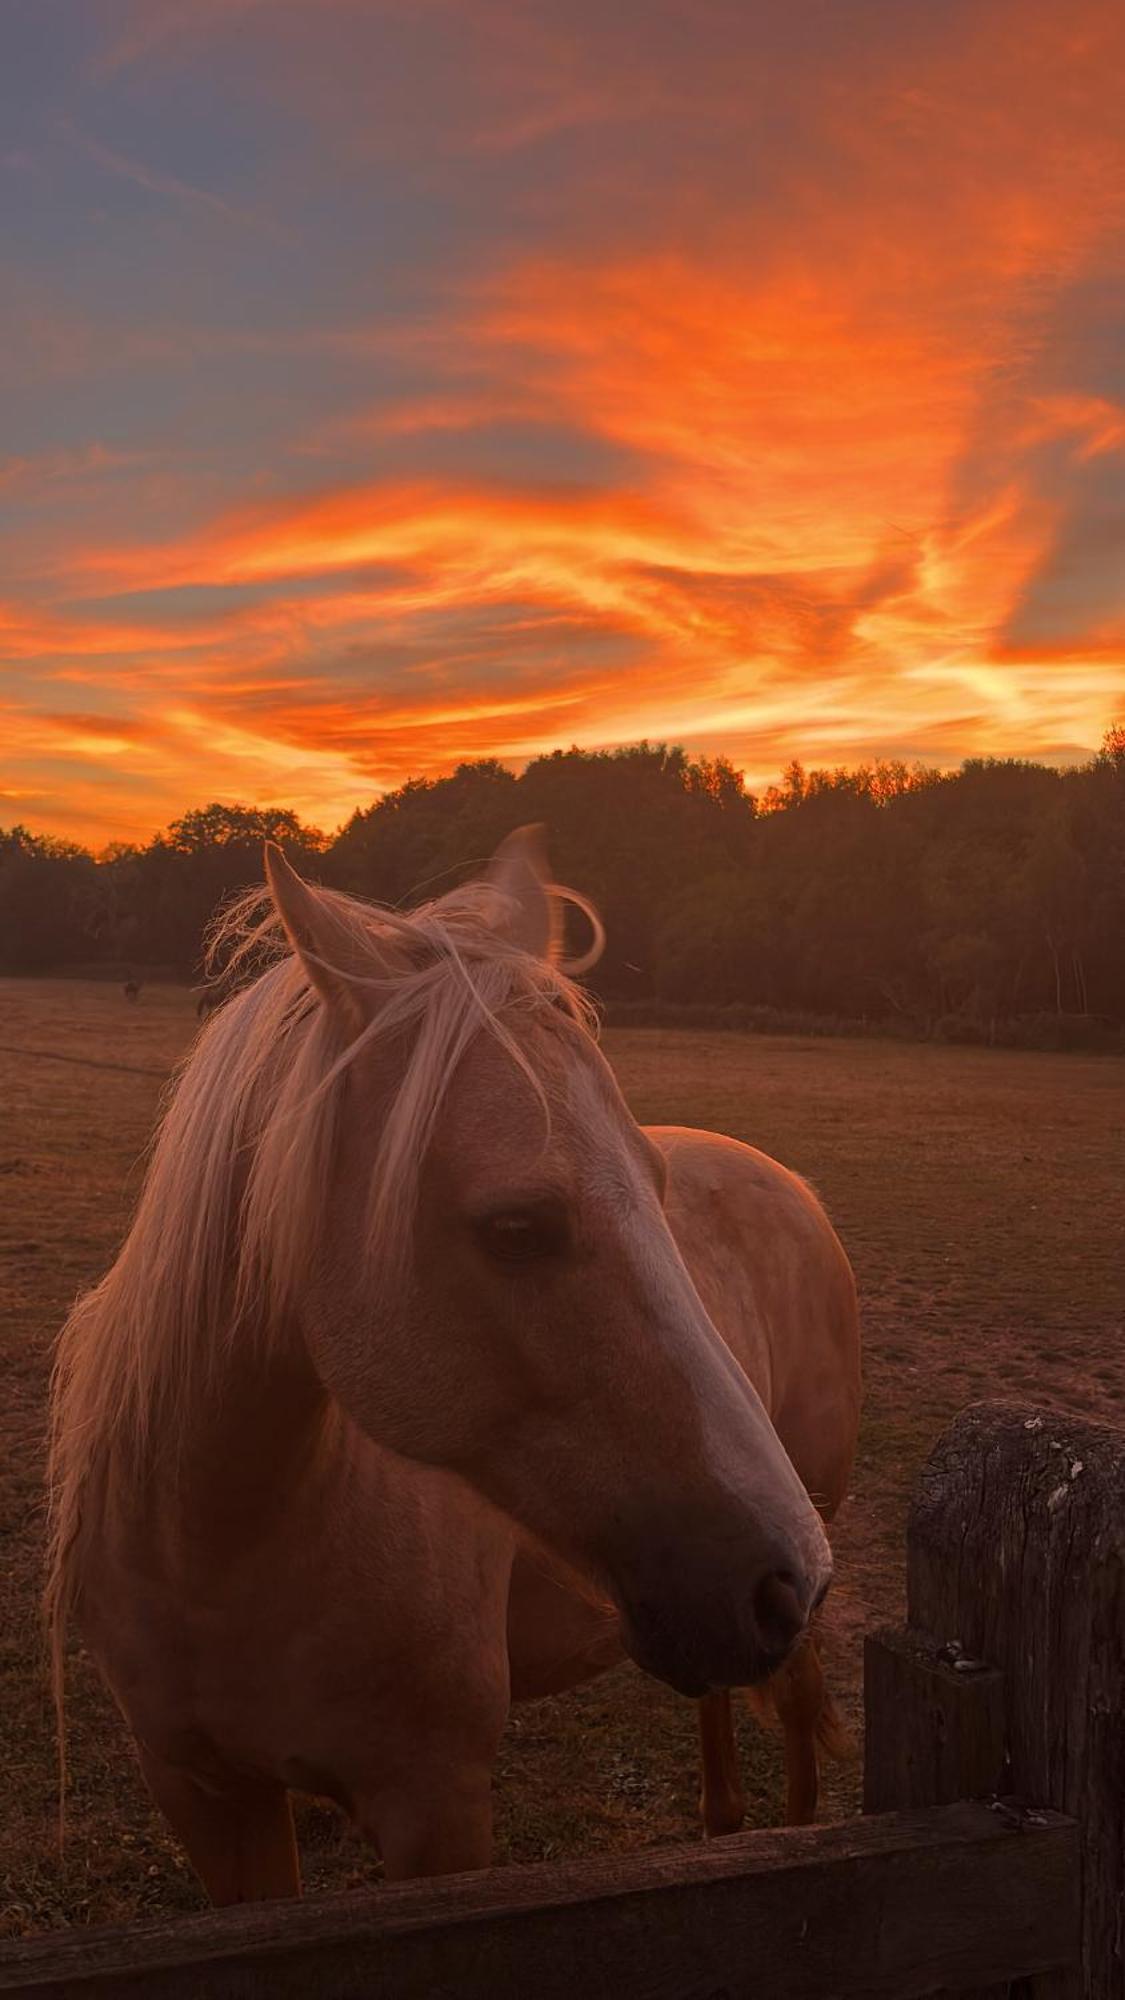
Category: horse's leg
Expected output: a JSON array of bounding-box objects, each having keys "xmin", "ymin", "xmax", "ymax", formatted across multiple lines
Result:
[
  {"xmin": 773, "ymin": 1636, "xmax": 826, "ymax": 1826},
  {"xmin": 138, "ymin": 1749, "xmax": 301, "ymax": 1904},
  {"xmin": 358, "ymin": 1758, "xmax": 495, "ymax": 1881},
  {"xmin": 697, "ymin": 1690, "xmax": 746, "ymax": 1837}
]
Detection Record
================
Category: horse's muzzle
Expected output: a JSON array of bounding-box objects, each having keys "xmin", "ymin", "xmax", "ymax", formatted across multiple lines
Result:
[{"xmin": 614, "ymin": 1549, "xmax": 831, "ymax": 1695}]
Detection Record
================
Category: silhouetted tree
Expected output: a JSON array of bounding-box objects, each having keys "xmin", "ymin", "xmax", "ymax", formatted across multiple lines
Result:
[
  {"xmin": 110, "ymin": 805, "xmax": 325, "ymax": 973},
  {"xmin": 0, "ymin": 828, "xmax": 98, "ymax": 972},
  {"xmin": 3, "ymin": 734, "xmax": 1123, "ymax": 1037}
]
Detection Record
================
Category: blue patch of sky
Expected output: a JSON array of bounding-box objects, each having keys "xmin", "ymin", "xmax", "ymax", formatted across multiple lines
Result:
[
  {"xmin": 59, "ymin": 568, "xmax": 415, "ymax": 622},
  {"xmin": 1033, "ymin": 275, "xmax": 1125, "ymax": 408},
  {"xmin": 316, "ymin": 603, "xmax": 642, "ymax": 693},
  {"xmin": 350, "ymin": 419, "xmax": 644, "ymax": 490},
  {"xmin": 1006, "ymin": 469, "xmax": 1125, "ymax": 650},
  {"xmin": 2, "ymin": 1, "xmax": 106, "ymax": 109}
]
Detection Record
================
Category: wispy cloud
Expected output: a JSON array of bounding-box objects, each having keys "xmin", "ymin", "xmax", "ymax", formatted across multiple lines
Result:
[
  {"xmin": 1, "ymin": 0, "xmax": 1122, "ymax": 844},
  {"xmin": 87, "ymin": 0, "xmax": 282, "ymax": 84},
  {"xmin": 55, "ymin": 119, "xmax": 294, "ymax": 241}
]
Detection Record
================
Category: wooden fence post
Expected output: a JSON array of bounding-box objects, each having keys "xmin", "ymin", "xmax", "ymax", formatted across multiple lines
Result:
[
  {"xmin": 864, "ymin": 1629, "xmax": 1006, "ymax": 1815},
  {"xmin": 868, "ymin": 1401, "xmax": 1125, "ymax": 2000}
]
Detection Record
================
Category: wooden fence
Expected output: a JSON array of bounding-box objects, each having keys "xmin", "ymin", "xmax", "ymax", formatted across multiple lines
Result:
[{"xmin": 4, "ymin": 1400, "xmax": 1121, "ymax": 1999}]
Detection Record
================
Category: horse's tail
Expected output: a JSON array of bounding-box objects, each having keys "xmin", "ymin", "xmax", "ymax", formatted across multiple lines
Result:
[{"xmin": 814, "ymin": 1684, "xmax": 857, "ymax": 1764}]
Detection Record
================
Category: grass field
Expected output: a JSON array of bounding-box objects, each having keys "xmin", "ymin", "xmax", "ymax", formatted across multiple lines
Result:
[{"xmin": 2, "ymin": 977, "xmax": 1123, "ymax": 1936}]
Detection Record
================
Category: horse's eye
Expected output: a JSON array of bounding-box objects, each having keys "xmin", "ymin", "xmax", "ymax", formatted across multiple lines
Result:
[{"xmin": 475, "ymin": 1207, "xmax": 567, "ymax": 1264}]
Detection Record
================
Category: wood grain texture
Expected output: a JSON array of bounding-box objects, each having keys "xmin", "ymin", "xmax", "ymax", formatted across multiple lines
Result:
[
  {"xmin": 907, "ymin": 1402, "xmax": 1125, "ymax": 2000},
  {"xmin": 863, "ymin": 1630, "xmax": 1007, "ymax": 1815},
  {"xmin": 0, "ymin": 1805, "xmax": 1077, "ymax": 2000}
]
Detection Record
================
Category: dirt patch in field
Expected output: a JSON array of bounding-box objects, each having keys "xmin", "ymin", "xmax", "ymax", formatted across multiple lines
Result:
[{"xmin": 1, "ymin": 982, "xmax": 1122, "ymax": 1934}]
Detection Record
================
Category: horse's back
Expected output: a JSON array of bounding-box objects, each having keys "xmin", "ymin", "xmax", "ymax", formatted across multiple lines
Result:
[{"xmin": 648, "ymin": 1126, "xmax": 860, "ymax": 1518}]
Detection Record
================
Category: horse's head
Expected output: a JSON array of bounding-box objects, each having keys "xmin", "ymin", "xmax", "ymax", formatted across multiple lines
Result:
[{"xmin": 265, "ymin": 832, "xmax": 830, "ymax": 1694}]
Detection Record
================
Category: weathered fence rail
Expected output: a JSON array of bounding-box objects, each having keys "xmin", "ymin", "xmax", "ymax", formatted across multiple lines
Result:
[
  {"xmin": 0, "ymin": 1807, "xmax": 1078, "ymax": 2000},
  {"xmin": 4, "ymin": 1400, "xmax": 1122, "ymax": 1998}
]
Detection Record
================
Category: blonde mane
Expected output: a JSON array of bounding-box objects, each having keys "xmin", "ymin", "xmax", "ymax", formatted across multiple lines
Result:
[{"xmin": 45, "ymin": 869, "xmax": 601, "ymax": 1796}]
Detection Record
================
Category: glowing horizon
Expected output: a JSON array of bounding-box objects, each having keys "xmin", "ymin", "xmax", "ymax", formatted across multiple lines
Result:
[{"xmin": 2, "ymin": 0, "xmax": 1123, "ymax": 848}]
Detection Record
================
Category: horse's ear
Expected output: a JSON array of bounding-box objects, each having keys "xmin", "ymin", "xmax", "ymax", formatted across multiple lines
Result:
[
  {"xmin": 486, "ymin": 824, "xmax": 563, "ymax": 963},
  {"xmin": 264, "ymin": 844, "xmax": 372, "ymax": 1030}
]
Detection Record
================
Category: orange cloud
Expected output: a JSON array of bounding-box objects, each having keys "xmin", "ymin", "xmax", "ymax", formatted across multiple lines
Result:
[{"xmin": 3, "ymin": 0, "xmax": 1123, "ymax": 845}]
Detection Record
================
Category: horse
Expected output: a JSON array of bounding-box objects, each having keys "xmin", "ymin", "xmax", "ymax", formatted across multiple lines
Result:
[{"xmin": 47, "ymin": 829, "xmax": 860, "ymax": 1901}]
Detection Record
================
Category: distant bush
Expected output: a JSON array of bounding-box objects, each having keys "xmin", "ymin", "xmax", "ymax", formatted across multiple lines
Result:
[
  {"xmin": 54, "ymin": 961, "xmax": 185, "ymax": 984},
  {"xmin": 606, "ymin": 999, "xmax": 1125, "ymax": 1055},
  {"xmin": 604, "ymin": 999, "xmax": 913, "ymax": 1040},
  {"xmin": 991, "ymin": 1012, "xmax": 1125, "ymax": 1054},
  {"xmin": 931, "ymin": 1012, "xmax": 986, "ymax": 1045}
]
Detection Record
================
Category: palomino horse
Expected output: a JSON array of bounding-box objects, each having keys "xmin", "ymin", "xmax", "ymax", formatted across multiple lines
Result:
[{"xmin": 47, "ymin": 830, "xmax": 859, "ymax": 1900}]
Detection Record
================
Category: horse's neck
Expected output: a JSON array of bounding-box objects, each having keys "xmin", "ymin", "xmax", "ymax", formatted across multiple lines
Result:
[{"xmin": 141, "ymin": 1324, "xmax": 336, "ymax": 1560}]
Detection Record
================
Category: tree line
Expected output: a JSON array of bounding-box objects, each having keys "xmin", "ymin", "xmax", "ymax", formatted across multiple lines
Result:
[{"xmin": 3, "ymin": 730, "xmax": 1124, "ymax": 1043}]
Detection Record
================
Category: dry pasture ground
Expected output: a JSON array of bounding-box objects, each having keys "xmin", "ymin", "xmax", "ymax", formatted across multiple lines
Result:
[{"xmin": 2, "ymin": 977, "xmax": 1123, "ymax": 1937}]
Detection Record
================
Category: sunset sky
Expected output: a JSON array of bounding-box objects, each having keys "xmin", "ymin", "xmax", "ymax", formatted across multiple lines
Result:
[{"xmin": 2, "ymin": 0, "xmax": 1124, "ymax": 848}]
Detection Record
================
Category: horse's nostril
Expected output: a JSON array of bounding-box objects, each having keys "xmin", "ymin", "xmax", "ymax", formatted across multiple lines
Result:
[{"xmin": 752, "ymin": 1568, "xmax": 806, "ymax": 1657}]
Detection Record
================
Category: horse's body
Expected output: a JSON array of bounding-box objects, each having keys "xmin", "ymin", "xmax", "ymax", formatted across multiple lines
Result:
[{"xmin": 49, "ymin": 834, "xmax": 858, "ymax": 1900}]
